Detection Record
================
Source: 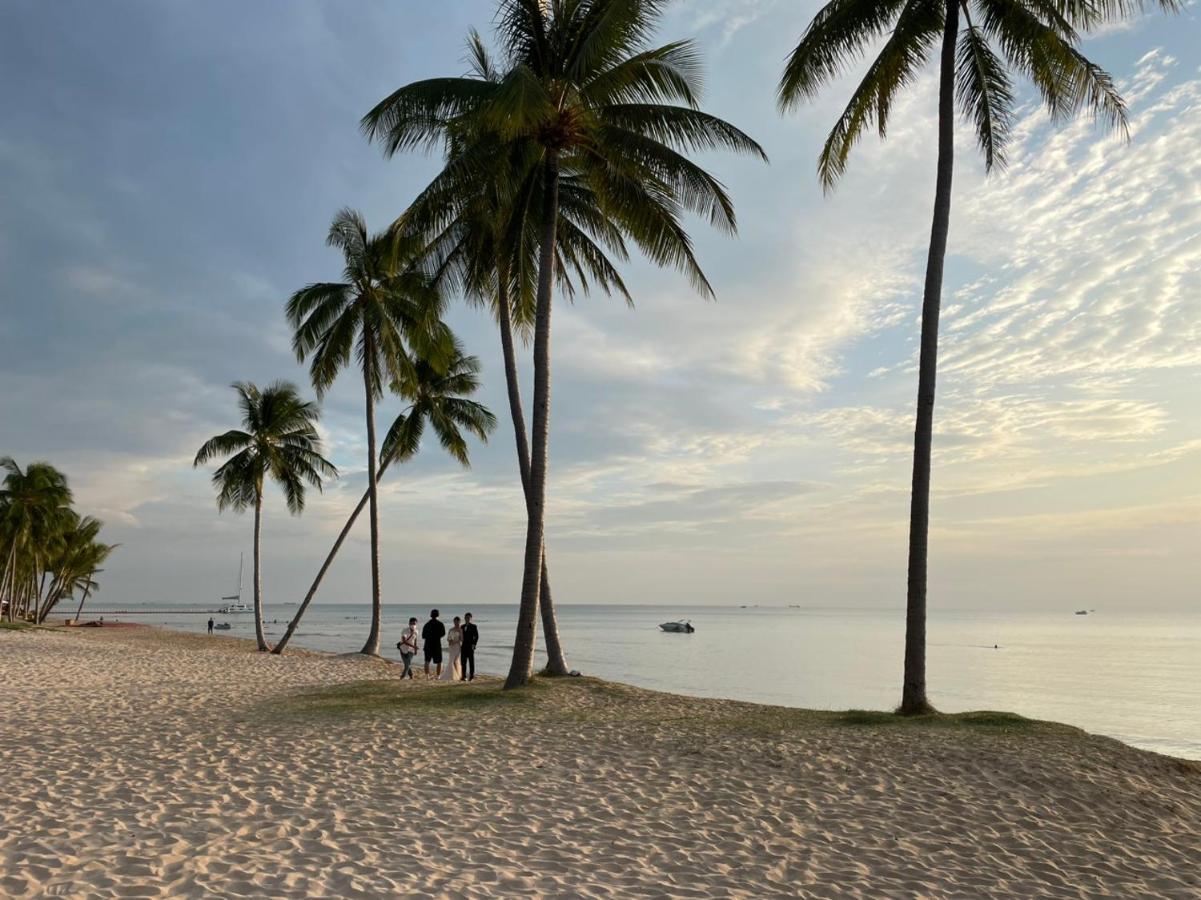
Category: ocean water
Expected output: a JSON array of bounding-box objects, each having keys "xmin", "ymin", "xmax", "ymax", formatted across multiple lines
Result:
[{"xmin": 90, "ymin": 601, "xmax": 1201, "ymax": 760}]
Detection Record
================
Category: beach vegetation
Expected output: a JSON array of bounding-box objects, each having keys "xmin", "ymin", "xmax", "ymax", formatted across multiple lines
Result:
[
  {"xmin": 370, "ymin": 39, "xmax": 644, "ymax": 676},
  {"xmin": 777, "ymin": 0, "xmax": 1176, "ymax": 714},
  {"xmin": 272, "ymin": 343, "xmax": 495, "ymax": 655},
  {"xmin": 193, "ymin": 382, "xmax": 337, "ymax": 651},
  {"xmin": 0, "ymin": 458, "xmax": 115, "ymax": 625},
  {"xmin": 286, "ymin": 209, "xmax": 453, "ymax": 657},
  {"xmin": 362, "ymin": 0, "xmax": 766, "ymax": 688}
]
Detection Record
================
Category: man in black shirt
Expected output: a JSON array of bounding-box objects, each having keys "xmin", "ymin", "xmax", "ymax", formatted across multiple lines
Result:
[
  {"xmin": 422, "ymin": 609, "xmax": 446, "ymax": 679},
  {"xmin": 461, "ymin": 612, "xmax": 479, "ymax": 681}
]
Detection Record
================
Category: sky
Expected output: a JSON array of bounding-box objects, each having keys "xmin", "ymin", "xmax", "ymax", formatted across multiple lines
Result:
[{"xmin": 1, "ymin": 1, "xmax": 1197, "ymax": 612}]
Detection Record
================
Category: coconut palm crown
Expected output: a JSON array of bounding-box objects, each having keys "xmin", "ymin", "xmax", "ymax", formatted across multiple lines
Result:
[{"xmin": 193, "ymin": 380, "xmax": 336, "ymax": 650}]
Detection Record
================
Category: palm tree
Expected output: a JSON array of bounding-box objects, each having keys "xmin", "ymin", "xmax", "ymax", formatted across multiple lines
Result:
[
  {"xmin": 193, "ymin": 381, "xmax": 336, "ymax": 651},
  {"xmin": 287, "ymin": 209, "xmax": 450, "ymax": 656},
  {"xmin": 394, "ymin": 47, "xmax": 635, "ymax": 674},
  {"xmin": 363, "ymin": 0, "xmax": 766, "ymax": 687},
  {"xmin": 778, "ymin": 0, "xmax": 1174, "ymax": 713},
  {"xmin": 0, "ymin": 458, "xmax": 73, "ymax": 622},
  {"xmin": 39, "ymin": 514, "xmax": 116, "ymax": 623},
  {"xmin": 272, "ymin": 345, "xmax": 495, "ymax": 655}
]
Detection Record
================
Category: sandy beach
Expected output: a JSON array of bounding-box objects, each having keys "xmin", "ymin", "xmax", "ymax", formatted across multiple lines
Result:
[{"xmin": 2, "ymin": 625, "xmax": 1198, "ymax": 898}]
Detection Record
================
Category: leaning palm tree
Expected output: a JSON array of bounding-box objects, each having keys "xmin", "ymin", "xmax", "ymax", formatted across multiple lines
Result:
[
  {"xmin": 363, "ymin": 0, "xmax": 766, "ymax": 688},
  {"xmin": 778, "ymin": 0, "xmax": 1175, "ymax": 713},
  {"xmin": 287, "ymin": 209, "xmax": 450, "ymax": 656},
  {"xmin": 272, "ymin": 345, "xmax": 495, "ymax": 655},
  {"xmin": 38, "ymin": 514, "xmax": 115, "ymax": 623},
  {"xmin": 193, "ymin": 381, "xmax": 336, "ymax": 651}
]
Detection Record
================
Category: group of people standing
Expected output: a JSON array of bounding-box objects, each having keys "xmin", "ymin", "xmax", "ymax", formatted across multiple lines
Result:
[{"xmin": 396, "ymin": 609, "xmax": 478, "ymax": 681}]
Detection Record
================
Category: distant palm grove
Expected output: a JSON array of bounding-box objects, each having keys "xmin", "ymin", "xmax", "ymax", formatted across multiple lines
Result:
[
  {"xmin": 11, "ymin": 0, "xmax": 1173, "ymax": 709},
  {"xmin": 1, "ymin": 458, "xmax": 116, "ymax": 625}
]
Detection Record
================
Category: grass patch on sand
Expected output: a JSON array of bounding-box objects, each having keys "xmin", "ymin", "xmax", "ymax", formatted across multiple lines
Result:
[
  {"xmin": 277, "ymin": 673, "xmax": 1064, "ymax": 742},
  {"xmin": 277, "ymin": 674, "xmax": 642, "ymax": 722},
  {"xmin": 281, "ymin": 678, "xmax": 554, "ymax": 717},
  {"xmin": 0, "ymin": 620, "xmax": 37, "ymax": 631},
  {"xmin": 706, "ymin": 705, "xmax": 1062, "ymax": 738}
]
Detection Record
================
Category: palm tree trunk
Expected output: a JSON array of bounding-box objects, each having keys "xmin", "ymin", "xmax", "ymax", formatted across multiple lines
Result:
[
  {"xmin": 0, "ymin": 542, "xmax": 15, "ymax": 621},
  {"xmin": 273, "ymin": 460, "xmax": 391, "ymax": 655},
  {"xmin": 360, "ymin": 348, "xmax": 384, "ymax": 656},
  {"xmin": 38, "ymin": 570, "xmax": 65, "ymax": 624},
  {"xmin": 900, "ymin": 0, "xmax": 958, "ymax": 716},
  {"xmin": 72, "ymin": 580, "xmax": 93, "ymax": 624},
  {"xmin": 0, "ymin": 538, "xmax": 15, "ymax": 620},
  {"xmin": 497, "ymin": 277, "xmax": 570, "ymax": 676},
  {"xmin": 506, "ymin": 151, "xmax": 559, "ymax": 689},
  {"xmin": 252, "ymin": 487, "xmax": 269, "ymax": 651}
]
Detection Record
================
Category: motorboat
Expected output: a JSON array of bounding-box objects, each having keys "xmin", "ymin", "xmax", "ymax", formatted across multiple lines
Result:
[
  {"xmin": 213, "ymin": 622, "xmax": 232, "ymax": 631},
  {"xmin": 1075, "ymin": 610, "xmax": 1089, "ymax": 615},
  {"xmin": 659, "ymin": 620, "xmax": 695, "ymax": 633}
]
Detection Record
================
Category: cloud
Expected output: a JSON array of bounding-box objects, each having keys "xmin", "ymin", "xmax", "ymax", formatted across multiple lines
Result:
[{"xmin": 1, "ymin": 4, "xmax": 1196, "ymax": 611}]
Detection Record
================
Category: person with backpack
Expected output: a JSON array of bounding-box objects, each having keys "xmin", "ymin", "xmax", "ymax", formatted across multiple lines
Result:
[{"xmin": 396, "ymin": 617, "xmax": 419, "ymax": 679}]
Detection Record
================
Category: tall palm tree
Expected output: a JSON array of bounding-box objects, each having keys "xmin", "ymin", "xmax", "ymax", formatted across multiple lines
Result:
[
  {"xmin": 193, "ymin": 381, "xmax": 336, "ymax": 651},
  {"xmin": 272, "ymin": 345, "xmax": 495, "ymax": 655},
  {"xmin": 0, "ymin": 458, "xmax": 73, "ymax": 622},
  {"xmin": 395, "ymin": 47, "xmax": 635, "ymax": 674},
  {"xmin": 778, "ymin": 0, "xmax": 1174, "ymax": 713},
  {"xmin": 363, "ymin": 0, "xmax": 766, "ymax": 688},
  {"xmin": 287, "ymin": 208, "xmax": 450, "ymax": 656}
]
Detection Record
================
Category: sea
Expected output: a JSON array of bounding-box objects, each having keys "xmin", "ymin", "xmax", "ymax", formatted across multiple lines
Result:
[{"xmin": 88, "ymin": 601, "xmax": 1201, "ymax": 761}]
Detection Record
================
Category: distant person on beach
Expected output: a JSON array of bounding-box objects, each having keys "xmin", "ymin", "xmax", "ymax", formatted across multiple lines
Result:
[
  {"xmin": 461, "ymin": 613, "xmax": 478, "ymax": 681},
  {"xmin": 422, "ymin": 610, "xmax": 446, "ymax": 679},
  {"xmin": 441, "ymin": 617, "xmax": 463, "ymax": 682},
  {"xmin": 207, "ymin": 618, "xmax": 214, "ymax": 635},
  {"xmin": 397, "ymin": 617, "xmax": 419, "ymax": 679}
]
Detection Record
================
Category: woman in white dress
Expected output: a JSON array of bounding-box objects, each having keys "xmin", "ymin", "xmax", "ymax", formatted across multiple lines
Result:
[{"xmin": 441, "ymin": 616, "xmax": 463, "ymax": 682}]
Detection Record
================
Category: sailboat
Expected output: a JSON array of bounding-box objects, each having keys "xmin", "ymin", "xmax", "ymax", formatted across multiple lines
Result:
[{"xmin": 217, "ymin": 554, "xmax": 252, "ymax": 613}]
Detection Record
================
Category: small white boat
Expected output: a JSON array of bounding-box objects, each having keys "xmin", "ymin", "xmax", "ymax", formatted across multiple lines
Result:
[
  {"xmin": 213, "ymin": 622, "xmax": 232, "ymax": 631},
  {"xmin": 659, "ymin": 620, "xmax": 695, "ymax": 633}
]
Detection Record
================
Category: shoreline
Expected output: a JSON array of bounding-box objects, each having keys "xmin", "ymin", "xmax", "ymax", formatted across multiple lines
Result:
[
  {"xmin": 58, "ymin": 620, "xmax": 1201, "ymax": 764},
  {"xmin": 3, "ymin": 624, "xmax": 1199, "ymax": 897}
]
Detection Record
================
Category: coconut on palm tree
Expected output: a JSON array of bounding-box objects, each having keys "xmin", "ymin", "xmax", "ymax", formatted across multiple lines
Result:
[
  {"xmin": 363, "ymin": 0, "xmax": 766, "ymax": 687},
  {"xmin": 778, "ymin": 0, "xmax": 1175, "ymax": 713},
  {"xmin": 272, "ymin": 343, "xmax": 495, "ymax": 656},
  {"xmin": 287, "ymin": 208, "xmax": 452, "ymax": 656},
  {"xmin": 193, "ymin": 381, "xmax": 336, "ymax": 651}
]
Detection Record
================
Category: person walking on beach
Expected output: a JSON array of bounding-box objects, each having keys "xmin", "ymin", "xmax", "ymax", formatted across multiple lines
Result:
[
  {"xmin": 396, "ymin": 617, "xmax": 419, "ymax": 679},
  {"xmin": 422, "ymin": 609, "xmax": 446, "ymax": 679},
  {"xmin": 207, "ymin": 618, "xmax": 214, "ymax": 635},
  {"xmin": 440, "ymin": 616, "xmax": 463, "ymax": 682},
  {"xmin": 461, "ymin": 612, "xmax": 478, "ymax": 681}
]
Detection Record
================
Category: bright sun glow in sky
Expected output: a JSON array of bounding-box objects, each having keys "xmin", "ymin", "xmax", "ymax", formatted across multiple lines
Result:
[{"xmin": 1, "ymin": 1, "xmax": 1197, "ymax": 610}]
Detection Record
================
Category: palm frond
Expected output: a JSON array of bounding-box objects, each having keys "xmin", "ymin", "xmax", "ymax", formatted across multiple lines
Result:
[
  {"xmin": 956, "ymin": 19, "xmax": 1016, "ymax": 171},
  {"xmin": 815, "ymin": 0, "xmax": 943, "ymax": 190},
  {"xmin": 778, "ymin": 0, "xmax": 910, "ymax": 110}
]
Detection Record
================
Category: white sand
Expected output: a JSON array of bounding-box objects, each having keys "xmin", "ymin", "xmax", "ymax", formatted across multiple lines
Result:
[{"xmin": 2, "ymin": 625, "xmax": 1199, "ymax": 898}]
